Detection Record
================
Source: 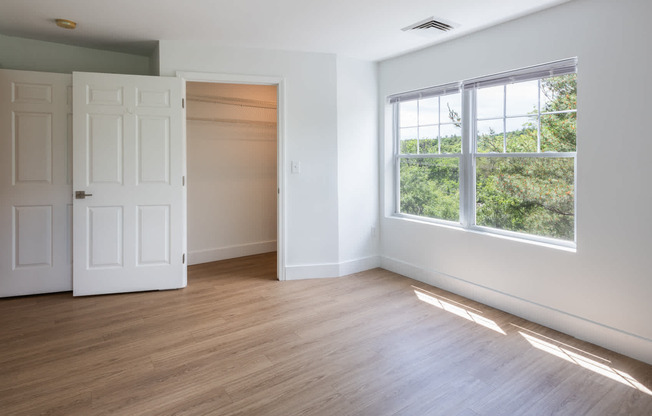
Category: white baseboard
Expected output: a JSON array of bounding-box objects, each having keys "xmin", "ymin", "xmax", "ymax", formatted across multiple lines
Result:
[
  {"xmin": 285, "ymin": 263, "xmax": 340, "ymax": 280},
  {"xmin": 285, "ymin": 255, "xmax": 381, "ymax": 280},
  {"xmin": 338, "ymin": 256, "xmax": 382, "ymax": 276},
  {"xmin": 381, "ymin": 255, "xmax": 652, "ymax": 366},
  {"xmin": 188, "ymin": 241, "xmax": 276, "ymax": 265}
]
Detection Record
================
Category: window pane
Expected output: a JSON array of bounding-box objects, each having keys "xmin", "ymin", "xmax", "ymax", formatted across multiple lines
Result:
[
  {"xmin": 477, "ymin": 85, "xmax": 504, "ymax": 119},
  {"xmin": 400, "ymin": 127, "xmax": 418, "ymax": 154},
  {"xmin": 541, "ymin": 74, "xmax": 577, "ymax": 113},
  {"xmin": 419, "ymin": 97, "xmax": 439, "ymax": 125},
  {"xmin": 440, "ymin": 123, "xmax": 462, "ymax": 154},
  {"xmin": 399, "ymin": 100, "xmax": 418, "ymax": 127},
  {"xmin": 419, "ymin": 125, "xmax": 438, "ymax": 154},
  {"xmin": 506, "ymin": 117, "xmax": 537, "ymax": 153},
  {"xmin": 541, "ymin": 112, "xmax": 576, "ymax": 152},
  {"xmin": 477, "ymin": 119, "xmax": 504, "ymax": 153},
  {"xmin": 440, "ymin": 93, "xmax": 461, "ymax": 125},
  {"xmin": 506, "ymin": 80, "xmax": 539, "ymax": 116},
  {"xmin": 476, "ymin": 157, "xmax": 574, "ymax": 240},
  {"xmin": 400, "ymin": 157, "xmax": 459, "ymax": 222}
]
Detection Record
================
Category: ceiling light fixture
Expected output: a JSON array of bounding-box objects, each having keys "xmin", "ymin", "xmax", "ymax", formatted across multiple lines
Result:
[{"xmin": 55, "ymin": 19, "xmax": 77, "ymax": 30}]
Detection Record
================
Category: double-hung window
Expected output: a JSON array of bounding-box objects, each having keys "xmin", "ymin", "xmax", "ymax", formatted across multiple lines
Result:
[
  {"xmin": 391, "ymin": 58, "xmax": 577, "ymax": 246},
  {"xmin": 394, "ymin": 84, "xmax": 463, "ymax": 222}
]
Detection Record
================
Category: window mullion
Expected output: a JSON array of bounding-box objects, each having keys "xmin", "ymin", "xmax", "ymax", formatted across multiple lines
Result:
[
  {"xmin": 416, "ymin": 100, "xmax": 420, "ymax": 155},
  {"xmin": 393, "ymin": 102, "xmax": 401, "ymax": 215},
  {"xmin": 537, "ymin": 79, "xmax": 542, "ymax": 153},
  {"xmin": 437, "ymin": 96, "xmax": 442, "ymax": 154},
  {"xmin": 503, "ymin": 84, "xmax": 507, "ymax": 152},
  {"xmin": 460, "ymin": 88, "xmax": 475, "ymax": 227}
]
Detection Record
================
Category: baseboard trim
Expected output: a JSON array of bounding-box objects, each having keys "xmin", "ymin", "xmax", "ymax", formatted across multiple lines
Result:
[
  {"xmin": 285, "ymin": 256, "xmax": 381, "ymax": 280},
  {"xmin": 338, "ymin": 256, "xmax": 382, "ymax": 276},
  {"xmin": 380, "ymin": 255, "xmax": 652, "ymax": 365},
  {"xmin": 188, "ymin": 241, "xmax": 276, "ymax": 265}
]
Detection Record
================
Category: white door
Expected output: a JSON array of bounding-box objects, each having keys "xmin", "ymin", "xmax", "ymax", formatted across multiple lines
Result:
[
  {"xmin": 0, "ymin": 69, "xmax": 73, "ymax": 297},
  {"xmin": 72, "ymin": 72, "xmax": 186, "ymax": 296}
]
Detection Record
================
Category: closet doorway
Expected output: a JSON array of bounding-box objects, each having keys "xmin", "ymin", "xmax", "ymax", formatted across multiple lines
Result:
[{"xmin": 181, "ymin": 72, "xmax": 285, "ymax": 280}]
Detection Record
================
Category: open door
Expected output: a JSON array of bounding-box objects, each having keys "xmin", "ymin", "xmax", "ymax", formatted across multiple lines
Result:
[
  {"xmin": 0, "ymin": 69, "xmax": 73, "ymax": 297},
  {"xmin": 72, "ymin": 72, "xmax": 186, "ymax": 296}
]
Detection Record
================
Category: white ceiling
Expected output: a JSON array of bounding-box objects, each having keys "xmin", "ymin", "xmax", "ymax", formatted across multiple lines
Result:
[{"xmin": 0, "ymin": 0, "xmax": 570, "ymax": 61}]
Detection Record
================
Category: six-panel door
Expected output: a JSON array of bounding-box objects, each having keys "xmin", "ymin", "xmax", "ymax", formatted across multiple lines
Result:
[
  {"xmin": 72, "ymin": 72, "xmax": 186, "ymax": 296},
  {"xmin": 0, "ymin": 70, "xmax": 73, "ymax": 297}
]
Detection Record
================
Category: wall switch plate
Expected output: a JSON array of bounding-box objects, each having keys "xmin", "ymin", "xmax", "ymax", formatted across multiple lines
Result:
[{"xmin": 291, "ymin": 161, "xmax": 301, "ymax": 174}]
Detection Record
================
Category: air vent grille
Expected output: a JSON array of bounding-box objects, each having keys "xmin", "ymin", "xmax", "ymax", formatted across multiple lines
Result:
[
  {"xmin": 402, "ymin": 16, "xmax": 459, "ymax": 33},
  {"xmin": 411, "ymin": 20, "xmax": 454, "ymax": 32}
]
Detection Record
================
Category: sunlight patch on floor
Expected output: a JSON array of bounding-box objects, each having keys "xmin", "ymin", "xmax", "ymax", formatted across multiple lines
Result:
[
  {"xmin": 519, "ymin": 330, "xmax": 652, "ymax": 396},
  {"xmin": 413, "ymin": 288, "xmax": 506, "ymax": 335}
]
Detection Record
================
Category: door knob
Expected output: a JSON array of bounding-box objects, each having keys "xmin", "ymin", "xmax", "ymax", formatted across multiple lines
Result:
[{"xmin": 75, "ymin": 191, "xmax": 93, "ymax": 199}]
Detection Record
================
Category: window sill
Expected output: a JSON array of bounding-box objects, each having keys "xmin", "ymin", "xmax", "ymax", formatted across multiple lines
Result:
[{"xmin": 388, "ymin": 213, "xmax": 577, "ymax": 253}]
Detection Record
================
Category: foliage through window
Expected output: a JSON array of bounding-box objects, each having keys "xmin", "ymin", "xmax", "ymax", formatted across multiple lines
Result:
[
  {"xmin": 398, "ymin": 90, "xmax": 462, "ymax": 221},
  {"xmin": 392, "ymin": 59, "xmax": 577, "ymax": 244}
]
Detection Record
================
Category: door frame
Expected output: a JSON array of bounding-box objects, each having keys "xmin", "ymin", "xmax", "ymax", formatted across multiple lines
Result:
[{"xmin": 176, "ymin": 71, "xmax": 286, "ymax": 281}]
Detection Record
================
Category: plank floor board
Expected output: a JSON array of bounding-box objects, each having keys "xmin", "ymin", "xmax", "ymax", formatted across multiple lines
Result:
[{"xmin": 1, "ymin": 252, "xmax": 651, "ymax": 415}]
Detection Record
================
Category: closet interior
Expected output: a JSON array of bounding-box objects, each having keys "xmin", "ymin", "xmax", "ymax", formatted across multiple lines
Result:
[{"xmin": 186, "ymin": 82, "xmax": 278, "ymax": 265}]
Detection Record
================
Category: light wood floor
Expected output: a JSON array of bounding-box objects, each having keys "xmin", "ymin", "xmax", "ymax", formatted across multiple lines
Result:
[{"xmin": 1, "ymin": 253, "xmax": 651, "ymax": 415}]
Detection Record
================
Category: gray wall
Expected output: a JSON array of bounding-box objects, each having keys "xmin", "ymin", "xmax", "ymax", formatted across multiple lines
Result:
[{"xmin": 0, "ymin": 34, "xmax": 151, "ymax": 75}]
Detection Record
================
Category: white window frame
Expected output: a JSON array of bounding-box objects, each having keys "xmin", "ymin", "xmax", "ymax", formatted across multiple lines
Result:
[
  {"xmin": 390, "ymin": 58, "xmax": 578, "ymax": 248},
  {"xmin": 392, "ymin": 84, "xmax": 463, "ymax": 226}
]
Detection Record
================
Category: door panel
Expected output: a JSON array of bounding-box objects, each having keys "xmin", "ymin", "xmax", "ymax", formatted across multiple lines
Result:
[
  {"xmin": 0, "ymin": 69, "xmax": 73, "ymax": 297},
  {"xmin": 72, "ymin": 72, "xmax": 186, "ymax": 296},
  {"xmin": 88, "ymin": 206, "xmax": 124, "ymax": 268},
  {"xmin": 89, "ymin": 113, "xmax": 124, "ymax": 184},
  {"xmin": 13, "ymin": 205, "xmax": 53, "ymax": 268},
  {"xmin": 14, "ymin": 112, "xmax": 53, "ymax": 183},
  {"xmin": 137, "ymin": 205, "xmax": 170, "ymax": 265},
  {"xmin": 137, "ymin": 116, "xmax": 170, "ymax": 184}
]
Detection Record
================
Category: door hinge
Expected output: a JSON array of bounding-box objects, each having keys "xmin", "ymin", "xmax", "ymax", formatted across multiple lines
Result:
[
  {"xmin": 182, "ymin": 98, "xmax": 185, "ymax": 108},
  {"xmin": 182, "ymin": 176, "xmax": 185, "ymax": 186},
  {"xmin": 182, "ymin": 253, "xmax": 185, "ymax": 264}
]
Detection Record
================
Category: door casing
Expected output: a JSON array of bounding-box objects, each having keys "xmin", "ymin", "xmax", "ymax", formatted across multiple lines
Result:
[{"xmin": 177, "ymin": 71, "xmax": 286, "ymax": 281}]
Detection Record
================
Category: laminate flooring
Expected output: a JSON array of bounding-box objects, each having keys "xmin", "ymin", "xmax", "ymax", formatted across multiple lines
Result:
[{"xmin": 1, "ymin": 252, "xmax": 651, "ymax": 415}]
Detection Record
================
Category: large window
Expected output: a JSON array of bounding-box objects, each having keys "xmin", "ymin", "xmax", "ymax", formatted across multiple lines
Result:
[{"xmin": 391, "ymin": 59, "xmax": 577, "ymax": 245}]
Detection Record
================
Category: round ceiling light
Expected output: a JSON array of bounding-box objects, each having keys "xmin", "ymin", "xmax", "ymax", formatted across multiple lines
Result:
[{"xmin": 55, "ymin": 19, "xmax": 77, "ymax": 30}]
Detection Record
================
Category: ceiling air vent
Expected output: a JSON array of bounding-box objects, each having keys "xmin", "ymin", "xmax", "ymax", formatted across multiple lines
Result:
[{"xmin": 402, "ymin": 16, "xmax": 459, "ymax": 33}]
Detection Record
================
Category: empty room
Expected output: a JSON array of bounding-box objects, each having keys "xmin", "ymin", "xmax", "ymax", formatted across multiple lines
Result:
[{"xmin": 1, "ymin": 0, "xmax": 651, "ymax": 414}]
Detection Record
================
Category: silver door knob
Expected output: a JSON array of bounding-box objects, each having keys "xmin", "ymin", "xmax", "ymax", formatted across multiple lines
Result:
[{"xmin": 75, "ymin": 191, "xmax": 93, "ymax": 199}]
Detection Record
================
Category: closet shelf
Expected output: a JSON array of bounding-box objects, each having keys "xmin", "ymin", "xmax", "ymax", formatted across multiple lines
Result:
[
  {"xmin": 186, "ymin": 94, "xmax": 277, "ymax": 109},
  {"xmin": 187, "ymin": 116, "xmax": 277, "ymax": 128}
]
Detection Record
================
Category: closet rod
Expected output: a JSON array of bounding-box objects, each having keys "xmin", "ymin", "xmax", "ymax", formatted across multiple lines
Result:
[
  {"xmin": 187, "ymin": 116, "xmax": 277, "ymax": 128},
  {"xmin": 186, "ymin": 94, "xmax": 277, "ymax": 109}
]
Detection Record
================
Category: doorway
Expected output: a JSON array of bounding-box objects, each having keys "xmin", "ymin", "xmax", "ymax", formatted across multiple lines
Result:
[{"xmin": 180, "ymin": 73, "xmax": 285, "ymax": 280}]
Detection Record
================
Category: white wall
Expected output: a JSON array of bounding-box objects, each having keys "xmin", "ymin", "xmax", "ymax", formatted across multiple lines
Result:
[
  {"xmin": 186, "ymin": 82, "xmax": 277, "ymax": 265},
  {"xmin": 378, "ymin": 0, "xmax": 652, "ymax": 364},
  {"xmin": 0, "ymin": 34, "xmax": 151, "ymax": 75},
  {"xmin": 159, "ymin": 43, "xmax": 381, "ymax": 278},
  {"xmin": 159, "ymin": 42, "xmax": 342, "ymax": 276},
  {"xmin": 336, "ymin": 57, "xmax": 380, "ymax": 274}
]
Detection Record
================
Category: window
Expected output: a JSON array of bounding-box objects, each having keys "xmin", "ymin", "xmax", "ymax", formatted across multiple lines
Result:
[
  {"xmin": 396, "ymin": 85, "xmax": 462, "ymax": 222},
  {"xmin": 391, "ymin": 59, "xmax": 577, "ymax": 245}
]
